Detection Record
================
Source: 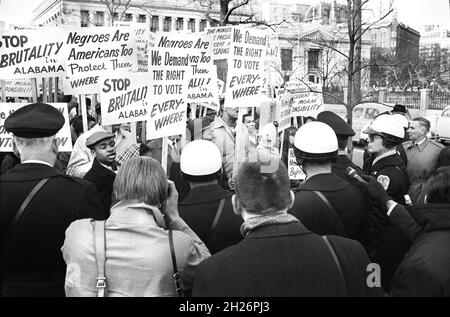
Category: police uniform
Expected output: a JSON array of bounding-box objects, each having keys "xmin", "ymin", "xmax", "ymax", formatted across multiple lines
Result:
[
  {"xmin": 317, "ymin": 111, "xmax": 364, "ymax": 179},
  {"xmin": 0, "ymin": 103, "xmax": 105, "ymax": 297},
  {"xmin": 289, "ymin": 121, "xmax": 371, "ymax": 251},
  {"xmin": 178, "ymin": 140, "xmax": 243, "ymax": 254},
  {"xmin": 402, "ymin": 138, "xmax": 444, "ymax": 204}
]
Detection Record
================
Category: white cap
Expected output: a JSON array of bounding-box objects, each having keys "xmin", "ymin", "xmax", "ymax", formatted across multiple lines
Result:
[
  {"xmin": 363, "ymin": 114, "xmax": 405, "ymax": 139},
  {"xmin": 180, "ymin": 140, "xmax": 222, "ymax": 180},
  {"xmin": 294, "ymin": 122, "xmax": 338, "ymax": 160},
  {"xmin": 391, "ymin": 113, "xmax": 409, "ymax": 129}
]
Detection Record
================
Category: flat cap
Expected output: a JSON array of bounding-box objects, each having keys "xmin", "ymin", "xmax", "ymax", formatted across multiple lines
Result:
[
  {"xmin": 86, "ymin": 131, "xmax": 114, "ymax": 148},
  {"xmin": 317, "ymin": 111, "xmax": 355, "ymax": 137},
  {"xmin": 392, "ymin": 104, "xmax": 407, "ymax": 114},
  {"xmin": 5, "ymin": 103, "xmax": 65, "ymax": 138}
]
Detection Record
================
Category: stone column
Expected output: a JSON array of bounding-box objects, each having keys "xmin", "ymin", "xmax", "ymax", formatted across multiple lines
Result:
[
  {"xmin": 183, "ymin": 17, "xmax": 188, "ymax": 31},
  {"xmin": 171, "ymin": 17, "xmax": 177, "ymax": 31},
  {"xmin": 195, "ymin": 19, "xmax": 201, "ymax": 33},
  {"xmin": 378, "ymin": 88, "xmax": 387, "ymax": 103},
  {"xmin": 158, "ymin": 16, "xmax": 164, "ymax": 32},
  {"xmin": 420, "ymin": 88, "xmax": 430, "ymax": 116},
  {"xmin": 88, "ymin": 11, "xmax": 95, "ymax": 26}
]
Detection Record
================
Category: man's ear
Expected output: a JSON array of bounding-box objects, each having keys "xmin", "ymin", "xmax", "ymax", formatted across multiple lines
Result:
[
  {"xmin": 288, "ymin": 190, "xmax": 295, "ymax": 210},
  {"xmin": 90, "ymin": 148, "xmax": 97, "ymax": 157},
  {"xmin": 424, "ymin": 194, "xmax": 428, "ymax": 204},
  {"xmin": 51, "ymin": 138, "xmax": 58, "ymax": 155},
  {"xmin": 231, "ymin": 195, "xmax": 241, "ymax": 216},
  {"xmin": 12, "ymin": 139, "xmax": 20, "ymax": 159}
]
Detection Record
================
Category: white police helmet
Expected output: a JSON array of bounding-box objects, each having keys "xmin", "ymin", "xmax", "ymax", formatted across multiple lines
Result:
[
  {"xmin": 180, "ymin": 140, "xmax": 222, "ymax": 182},
  {"xmin": 294, "ymin": 121, "xmax": 338, "ymax": 161},
  {"xmin": 363, "ymin": 114, "xmax": 405, "ymax": 140},
  {"xmin": 391, "ymin": 113, "xmax": 409, "ymax": 129}
]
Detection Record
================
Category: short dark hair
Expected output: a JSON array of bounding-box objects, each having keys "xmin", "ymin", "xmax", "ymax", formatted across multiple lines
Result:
[
  {"xmin": 235, "ymin": 159, "xmax": 291, "ymax": 214},
  {"xmin": 70, "ymin": 115, "xmax": 96, "ymax": 136},
  {"xmin": 413, "ymin": 117, "xmax": 431, "ymax": 133},
  {"xmin": 424, "ymin": 167, "xmax": 450, "ymax": 203},
  {"xmin": 337, "ymin": 136, "xmax": 348, "ymax": 151}
]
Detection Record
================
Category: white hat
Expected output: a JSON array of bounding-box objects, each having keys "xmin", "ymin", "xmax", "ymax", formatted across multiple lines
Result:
[
  {"xmin": 363, "ymin": 114, "xmax": 405, "ymax": 139},
  {"xmin": 391, "ymin": 113, "xmax": 409, "ymax": 129},
  {"xmin": 180, "ymin": 140, "xmax": 222, "ymax": 181},
  {"xmin": 294, "ymin": 122, "xmax": 338, "ymax": 161}
]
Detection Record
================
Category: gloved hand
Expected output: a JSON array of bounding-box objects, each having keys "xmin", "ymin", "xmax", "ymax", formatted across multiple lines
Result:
[{"xmin": 356, "ymin": 175, "xmax": 392, "ymax": 205}]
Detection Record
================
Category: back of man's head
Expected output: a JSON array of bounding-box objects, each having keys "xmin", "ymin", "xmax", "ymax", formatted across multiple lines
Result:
[
  {"xmin": 425, "ymin": 166, "xmax": 450, "ymax": 203},
  {"xmin": 235, "ymin": 159, "xmax": 291, "ymax": 214}
]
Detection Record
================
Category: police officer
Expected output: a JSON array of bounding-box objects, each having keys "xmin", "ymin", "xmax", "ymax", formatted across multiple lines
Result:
[
  {"xmin": 0, "ymin": 103, "xmax": 104, "ymax": 297},
  {"xmin": 178, "ymin": 140, "xmax": 243, "ymax": 254},
  {"xmin": 288, "ymin": 122, "xmax": 371, "ymax": 252},
  {"xmin": 317, "ymin": 111, "xmax": 363, "ymax": 179},
  {"xmin": 362, "ymin": 114, "xmax": 411, "ymax": 291}
]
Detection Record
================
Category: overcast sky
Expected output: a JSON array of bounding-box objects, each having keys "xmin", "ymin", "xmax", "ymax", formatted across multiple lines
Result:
[{"xmin": 1, "ymin": 0, "xmax": 449, "ymax": 31}]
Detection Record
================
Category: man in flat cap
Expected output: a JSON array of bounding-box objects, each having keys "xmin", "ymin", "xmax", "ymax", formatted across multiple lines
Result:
[
  {"xmin": 317, "ymin": 111, "xmax": 363, "ymax": 179},
  {"xmin": 0, "ymin": 103, "xmax": 105, "ymax": 297},
  {"xmin": 84, "ymin": 131, "xmax": 117, "ymax": 218}
]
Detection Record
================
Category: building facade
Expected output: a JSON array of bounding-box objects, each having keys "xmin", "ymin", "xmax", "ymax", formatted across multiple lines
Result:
[{"xmin": 31, "ymin": 0, "xmax": 251, "ymax": 31}]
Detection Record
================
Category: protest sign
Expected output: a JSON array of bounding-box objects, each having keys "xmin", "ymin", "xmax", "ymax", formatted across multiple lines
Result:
[
  {"xmin": 206, "ymin": 26, "xmax": 233, "ymax": 60},
  {"xmin": 0, "ymin": 28, "xmax": 65, "ymax": 79},
  {"xmin": 184, "ymin": 32, "xmax": 219, "ymax": 106},
  {"xmin": 99, "ymin": 71, "xmax": 149, "ymax": 126},
  {"xmin": 278, "ymin": 93, "xmax": 293, "ymax": 131},
  {"xmin": 259, "ymin": 97, "xmax": 279, "ymax": 128},
  {"xmin": 146, "ymin": 32, "xmax": 188, "ymax": 139},
  {"xmin": 286, "ymin": 81, "xmax": 324, "ymax": 118},
  {"xmin": 0, "ymin": 102, "xmax": 72, "ymax": 152},
  {"xmin": 114, "ymin": 21, "xmax": 153, "ymax": 72},
  {"xmin": 288, "ymin": 148, "xmax": 305, "ymax": 180},
  {"xmin": 224, "ymin": 27, "xmax": 268, "ymax": 108},
  {"xmin": 61, "ymin": 26, "xmax": 138, "ymax": 94},
  {"xmin": 0, "ymin": 78, "xmax": 32, "ymax": 97}
]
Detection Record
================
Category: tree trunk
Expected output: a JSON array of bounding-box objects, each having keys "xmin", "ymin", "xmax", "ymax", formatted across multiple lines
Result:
[
  {"xmin": 220, "ymin": 1, "xmax": 229, "ymax": 26},
  {"xmin": 354, "ymin": 0, "xmax": 362, "ymax": 106}
]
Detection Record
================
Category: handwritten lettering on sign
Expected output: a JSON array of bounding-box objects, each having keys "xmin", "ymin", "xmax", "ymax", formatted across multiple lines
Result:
[
  {"xmin": 288, "ymin": 148, "xmax": 305, "ymax": 180},
  {"xmin": 206, "ymin": 26, "xmax": 233, "ymax": 60},
  {"xmin": 100, "ymin": 72, "xmax": 149, "ymax": 125},
  {"xmin": 146, "ymin": 33, "xmax": 188, "ymax": 139},
  {"xmin": 224, "ymin": 27, "xmax": 268, "ymax": 108},
  {"xmin": 0, "ymin": 29, "xmax": 65, "ymax": 79},
  {"xmin": 285, "ymin": 82, "xmax": 324, "ymax": 118},
  {"xmin": 61, "ymin": 27, "xmax": 138, "ymax": 94},
  {"xmin": 0, "ymin": 103, "xmax": 72, "ymax": 152}
]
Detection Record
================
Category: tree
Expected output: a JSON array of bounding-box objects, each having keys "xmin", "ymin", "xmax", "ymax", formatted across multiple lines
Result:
[{"xmin": 100, "ymin": 0, "xmax": 153, "ymax": 25}]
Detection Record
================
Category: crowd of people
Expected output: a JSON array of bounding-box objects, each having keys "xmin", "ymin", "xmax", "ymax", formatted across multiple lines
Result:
[{"xmin": 1, "ymin": 99, "xmax": 450, "ymax": 297}]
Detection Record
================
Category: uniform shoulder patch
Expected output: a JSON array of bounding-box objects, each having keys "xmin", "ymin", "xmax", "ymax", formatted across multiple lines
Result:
[{"xmin": 377, "ymin": 175, "xmax": 390, "ymax": 190}]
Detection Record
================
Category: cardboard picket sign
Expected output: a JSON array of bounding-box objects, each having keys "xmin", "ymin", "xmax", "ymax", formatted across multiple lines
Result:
[
  {"xmin": 0, "ymin": 28, "xmax": 66, "ymax": 79},
  {"xmin": 288, "ymin": 148, "xmax": 305, "ymax": 180},
  {"xmin": 0, "ymin": 102, "xmax": 72, "ymax": 152},
  {"xmin": 0, "ymin": 78, "xmax": 32, "ymax": 97},
  {"xmin": 114, "ymin": 21, "xmax": 153, "ymax": 72},
  {"xmin": 99, "ymin": 71, "xmax": 149, "ymax": 126},
  {"xmin": 61, "ymin": 26, "xmax": 138, "ymax": 94},
  {"xmin": 277, "ymin": 93, "xmax": 293, "ymax": 131},
  {"xmin": 285, "ymin": 81, "xmax": 324, "ymax": 118},
  {"xmin": 224, "ymin": 27, "xmax": 269, "ymax": 108},
  {"xmin": 183, "ymin": 32, "xmax": 219, "ymax": 106},
  {"xmin": 206, "ymin": 26, "xmax": 233, "ymax": 60},
  {"xmin": 146, "ymin": 32, "xmax": 188, "ymax": 139}
]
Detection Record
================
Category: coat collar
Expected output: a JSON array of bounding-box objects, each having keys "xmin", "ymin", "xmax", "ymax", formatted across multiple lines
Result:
[
  {"xmin": 179, "ymin": 184, "xmax": 233, "ymax": 205},
  {"xmin": 108, "ymin": 200, "xmax": 161, "ymax": 226},
  {"xmin": 405, "ymin": 138, "xmax": 430, "ymax": 152},
  {"xmin": 246, "ymin": 222, "xmax": 313, "ymax": 239},
  {"xmin": 91, "ymin": 158, "xmax": 116, "ymax": 177},
  {"xmin": 298, "ymin": 173, "xmax": 350, "ymax": 192},
  {"xmin": 371, "ymin": 152, "xmax": 404, "ymax": 172},
  {"xmin": 408, "ymin": 203, "xmax": 450, "ymax": 232},
  {"xmin": 1, "ymin": 163, "xmax": 61, "ymax": 181}
]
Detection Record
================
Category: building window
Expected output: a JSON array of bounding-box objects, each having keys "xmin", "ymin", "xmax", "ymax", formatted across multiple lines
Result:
[
  {"xmin": 281, "ymin": 48, "xmax": 293, "ymax": 71},
  {"xmin": 113, "ymin": 13, "xmax": 119, "ymax": 22},
  {"xmin": 95, "ymin": 11, "xmax": 104, "ymax": 26},
  {"xmin": 176, "ymin": 17, "xmax": 183, "ymax": 30},
  {"xmin": 81, "ymin": 10, "xmax": 89, "ymax": 27},
  {"xmin": 151, "ymin": 16, "xmax": 159, "ymax": 32},
  {"xmin": 124, "ymin": 13, "xmax": 132, "ymax": 22},
  {"xmin": 308, "ymin": 49, "xmax": 320, "ymax": 71},
  {"xmin": 137, "ymin": 14, "xmax": 146, "ymax": 23},
  {"xmin": 199, "ymin": 20, "xmax": 207, "ymax": 32},
  {"xmin": 188, "ymin": 19, "xmax": 195, "ymax": 32},
  {"xmin": 163, "ymin": 17, "xmax": 171, "ymax": 32}
]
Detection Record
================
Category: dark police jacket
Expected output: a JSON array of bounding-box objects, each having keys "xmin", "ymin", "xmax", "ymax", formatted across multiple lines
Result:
[
  {"xmin": 366, "ymin": 153, "xmax": 411, "ymax": 291},
  {"xmin": 289, "ymin": 173, "xmax": 370, "ymax": 251},
  {"xmin": 179, "ymin": 184, "xmax": 243, "ymax": 254},
  {"xmin": 84, "ymin": 158, "xmax": 116, "ymax": 218},
  {"xmin": 390, "ymin": 203, "xmax": 450, "ymax": 297},
  {"xmin": 332, "ymin": 154, "xmax": 363, "ymax": 180},
  {"xmin": 0, "ymin": 163, "xmax": 105, "ymax": 297},
  {"xmin": 192, "ymin": 222, "xmax": 384, "ymax": 297}
]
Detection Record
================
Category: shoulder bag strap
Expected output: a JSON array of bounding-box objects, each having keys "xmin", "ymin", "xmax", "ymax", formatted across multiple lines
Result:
[
  {"xmin": 8, "ymin": 178, "xmax": 50, "ymax": 235},
  {"xmin": 169, "ymin": 230, "xmax": 184, "ymax": 297},
  {"xmin": 313, "ymin": 191, "xmax": 349, "ymax": 237},
  {"xmin": 205, "ymin": 198, "xmax": 226, "ymax": 244},
  {"xmin": 322, "ymin": 235, "xmax": 347, "ymax": 296},
  {"xmin": 93, "ymin": 220, "xmax": 107, "ymax": 297}
]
